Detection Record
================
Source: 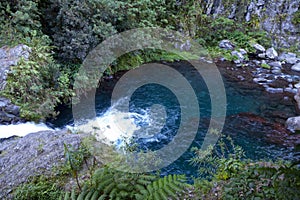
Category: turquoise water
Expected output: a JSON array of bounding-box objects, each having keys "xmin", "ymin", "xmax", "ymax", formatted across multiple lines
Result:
[{"xmin": 50, "ymin": 61, "xmax": 297, "ymax": 177}]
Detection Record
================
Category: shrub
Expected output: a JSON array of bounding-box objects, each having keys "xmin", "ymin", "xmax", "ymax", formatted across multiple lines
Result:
[{"xmin": 2, "ymin": 35, "xmax": 74, "ymax": 121}]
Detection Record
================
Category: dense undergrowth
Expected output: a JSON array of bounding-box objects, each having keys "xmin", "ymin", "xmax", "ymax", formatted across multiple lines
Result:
[{"xmin": 13, "ymin": 133, "xmax": 300, "ymax": 200}]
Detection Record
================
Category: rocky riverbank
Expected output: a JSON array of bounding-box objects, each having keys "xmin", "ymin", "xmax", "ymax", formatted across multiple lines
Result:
[{"xmin": 0, "ymin": 130, "xmax": 83, "ymax": 199}]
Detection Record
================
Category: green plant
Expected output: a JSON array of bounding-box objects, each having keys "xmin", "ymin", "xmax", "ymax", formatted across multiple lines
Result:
[
  {"xmin": 59, "ymin": 167, "xmax": 188, "ymax": 200},
  {"xmin": 13, "ymin": 176, "xmax": 62, "ymax": 200},
  {"xmin": 261, "ymin": 63, "xmax": 271, "ymax": 69},
  {"xmin": 222, "ymin": 161, "xmax": 300, "ymax": 199},
  {"xmin": 2, "ymin": 35, "xmax": 74, "ymax": 121},
  {"xmin": 190, "ymin": 132, "xmax": 245, "ymax": 180}
]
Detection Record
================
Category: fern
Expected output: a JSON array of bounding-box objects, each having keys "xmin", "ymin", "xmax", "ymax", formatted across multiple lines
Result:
[{"xmin": 60, "ymin": 167, "xmax": 188, "ymax": 200}]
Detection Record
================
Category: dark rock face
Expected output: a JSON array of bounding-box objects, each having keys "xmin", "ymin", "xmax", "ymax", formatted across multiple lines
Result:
[
  {"xmin": 0, "ymin": 130, "xmax": 83, "ymax": 199},
  {"xmin": 0, "ymin": 97, "xmax": 23, "ymax": 124},
  {"xmin": 0, "ymin": 44, "xmax": 31, "ymax": 124}
]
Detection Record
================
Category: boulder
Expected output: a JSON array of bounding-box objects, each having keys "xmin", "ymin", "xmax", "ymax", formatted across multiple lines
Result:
[
  {"xmin": 278, "ymin": 52, "xmax": 298, "ymax": 64},
  {"xmin": 0, "ymin": 44, "xmax": 31, "ymax": 91},
  {"xmin": 292, "ymin": 63, "xmax": 300, "ymax": 72},
  {"xmin": 0, "ymin": 130, "xmax": 83, "ymax": 199},
  {"xmin": 266, "ymin": 47, "xmax": 278, "ymax": 59},
  {"xmin": 252, "ymin": 43, "xmax": 266, "ymax": 53},
  {"xmin": 219, "ymin": 39, "xmax": 235, "ymax": 50},
  {"xmin": 268, "ymin": 61, "xmax": 282, "ymax": 68},
  {"xmin": 286, "ymin": 116, "xmax": 300, "ymax": 133}
]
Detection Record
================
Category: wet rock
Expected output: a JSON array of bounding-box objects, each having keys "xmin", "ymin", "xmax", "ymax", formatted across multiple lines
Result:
[
  {"xmin": 252, "ymin": 43, "xmax": 266, "ymax": 53},
  {"xmin": 268, "ymin": 61, "xmax": 282, "ymax": 68},
  {"xmin": 265, "ymin": 87, "xmax": 283, "ymax": 93},
  {"xmin": 0, "ymin": 130, "xmax": 83, "ymax": 199},
  {"xmin": 219, "ymin": 40, "xmax": 235, "ymax": 50},
  {"xmin": 271, "ymin": 69, "xmax": 282, "ymax": 74},
  {"xmin": 291, "ymin": 63, "xmax": 300, "ymax": 72},
  {"xmin": 0, "ymin": 97, "xmax": 21, "ymax": 124},
  {"xmin": 253, "ymin": 77, "xmax": 268, "ymax": 83},
  {"xmin": 286, "ymin": 116, "xmax": 300, "ymax": 133},
  {"xmin": 266, "ymin": 47, "xmax": 278, "ymax": 59}
]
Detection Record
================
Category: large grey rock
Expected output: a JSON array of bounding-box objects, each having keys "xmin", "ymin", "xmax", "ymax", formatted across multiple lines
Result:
[
  {"xmin": 0, "ymin": 44, "xmax": 31, "ymax": 90},
  {"xmin": 268, "ymin": 61, "xmax": 282, "ymax": 68},
  {"xmin": 219, "ymin": 39, "xmax": 235, "ymax": 50},
  {"xmin": 0, "ymin": 130, "xmax": 83, "ymax": 199},
  {"xmin": 278, "ymin": 52, "xmax": 298, "ymax": 64},
  {"xmin": 266, "ymin": 47, "xmax": 278, "ymax": 59},
  {"xmin": 292, "ymin": 63, "xmax": 300, "ymax": 72},
  {"xmin": 286, "ymin": 116, "xmax": 300, "ymax": 133}
]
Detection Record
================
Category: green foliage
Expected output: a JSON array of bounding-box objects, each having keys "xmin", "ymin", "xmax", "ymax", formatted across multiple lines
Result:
[
  {"xmin": 190, "ymin": 132, "xmax": 245, "ymax": 180},
  {"xmin": 40, "ymin": 0, "xmax": 178, "ymax": 63},
  {"xmin": 13, "ymin": 176, "xmax": 62, "ymax": 200},
  {"xmin": 222, "ymin": 161, "xmax": 300, "ymax": 199},
  {"xmin": 2, "ymin": 36, "xmax": 74, "ymax": 121},
  {"xmin": 59, "ymin": 167, "xmax": 187, "ymax": 200},
  {"xmin": 292, "ymin": 9, "xmax": 300, "ymax": 25}
]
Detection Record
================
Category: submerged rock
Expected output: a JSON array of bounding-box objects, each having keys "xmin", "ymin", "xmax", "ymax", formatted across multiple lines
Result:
[{"xmin": 0, "ymin": 130, "xmax": 83, "ymax": 199}]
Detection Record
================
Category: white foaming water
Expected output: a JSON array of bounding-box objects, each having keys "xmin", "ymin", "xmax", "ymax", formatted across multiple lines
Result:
[
  {"xmin": 0, "ymin": 122, "xmax": 54, "ymax": 139},
  {"xmin": 72, "ymin": 103, "xmax": 167, "ymax": 146}
]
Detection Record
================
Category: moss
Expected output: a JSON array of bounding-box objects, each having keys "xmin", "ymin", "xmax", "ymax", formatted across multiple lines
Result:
[{"xmin": 292, "ymin": 9, "xmax": 300, "ymax": 25}]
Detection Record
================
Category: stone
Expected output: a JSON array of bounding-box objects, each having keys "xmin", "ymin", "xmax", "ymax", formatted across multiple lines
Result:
[
  {"xmin": 265, "ymin": 87, "xmax": 283, "ymax": 93},
  {"xmin": 278, "ymin": 52, "xmax": 298, "ymax": 64},
  {"xmin": 239, "ymin": 48, "xmax": 247, "ymax": 55},
  {"xmin": 286, "ymin": 116, "xmax": 300, "ymax": 133},
  {"xmin": 266, "ymin": 47, "xmax": 278, "ymax": 59},
  {"xmin": 291, "ymin": 63, "xmax": 300, "ymax": 72},
  {"xmin": 252, "ymin": 43, "xmax": 266, "ymax": 53},
  {"xmin": 253, "ymin": 77, "xmax": 268, "ymax": 83},
  {"xmin": 295, "ymin": 83, "xmax": 300, "ymax": 89},
  {"xmin": 268, "ymin": 61, "xmax": 282, "ymax": 68},
  {"xmin": 219, "ymin": 40, "xmax": 235, "ymax": 50},
  {"xmin": 258, "ymin": 53, "xmax": 266, "ymax": 58},
  {"xmin": 231, "ymin": 50, "xmax": 244, "ymax": 61},
  {"xmin": 0, "ymin": 130, "xmax": 83, "ymax": 199},
  {"xmin": 256, "ymin": 0, "xmax": 265, "ymax": 6},
  {"xmin": 271, "ymin": 69, "xmax": 282, "ymax": 75},
  {"xmin": 294, "ymin": 88, "xmax": 300, "ymax": 110},
  {"xmin": 8, "ymin": 44, "xmax": 31, "ymax": 60}
]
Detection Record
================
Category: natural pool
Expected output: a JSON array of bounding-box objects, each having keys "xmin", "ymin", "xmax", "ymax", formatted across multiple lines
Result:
[{"xmin": 50, "ymin": 61, "xmax": 298, "ymax": 177}]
